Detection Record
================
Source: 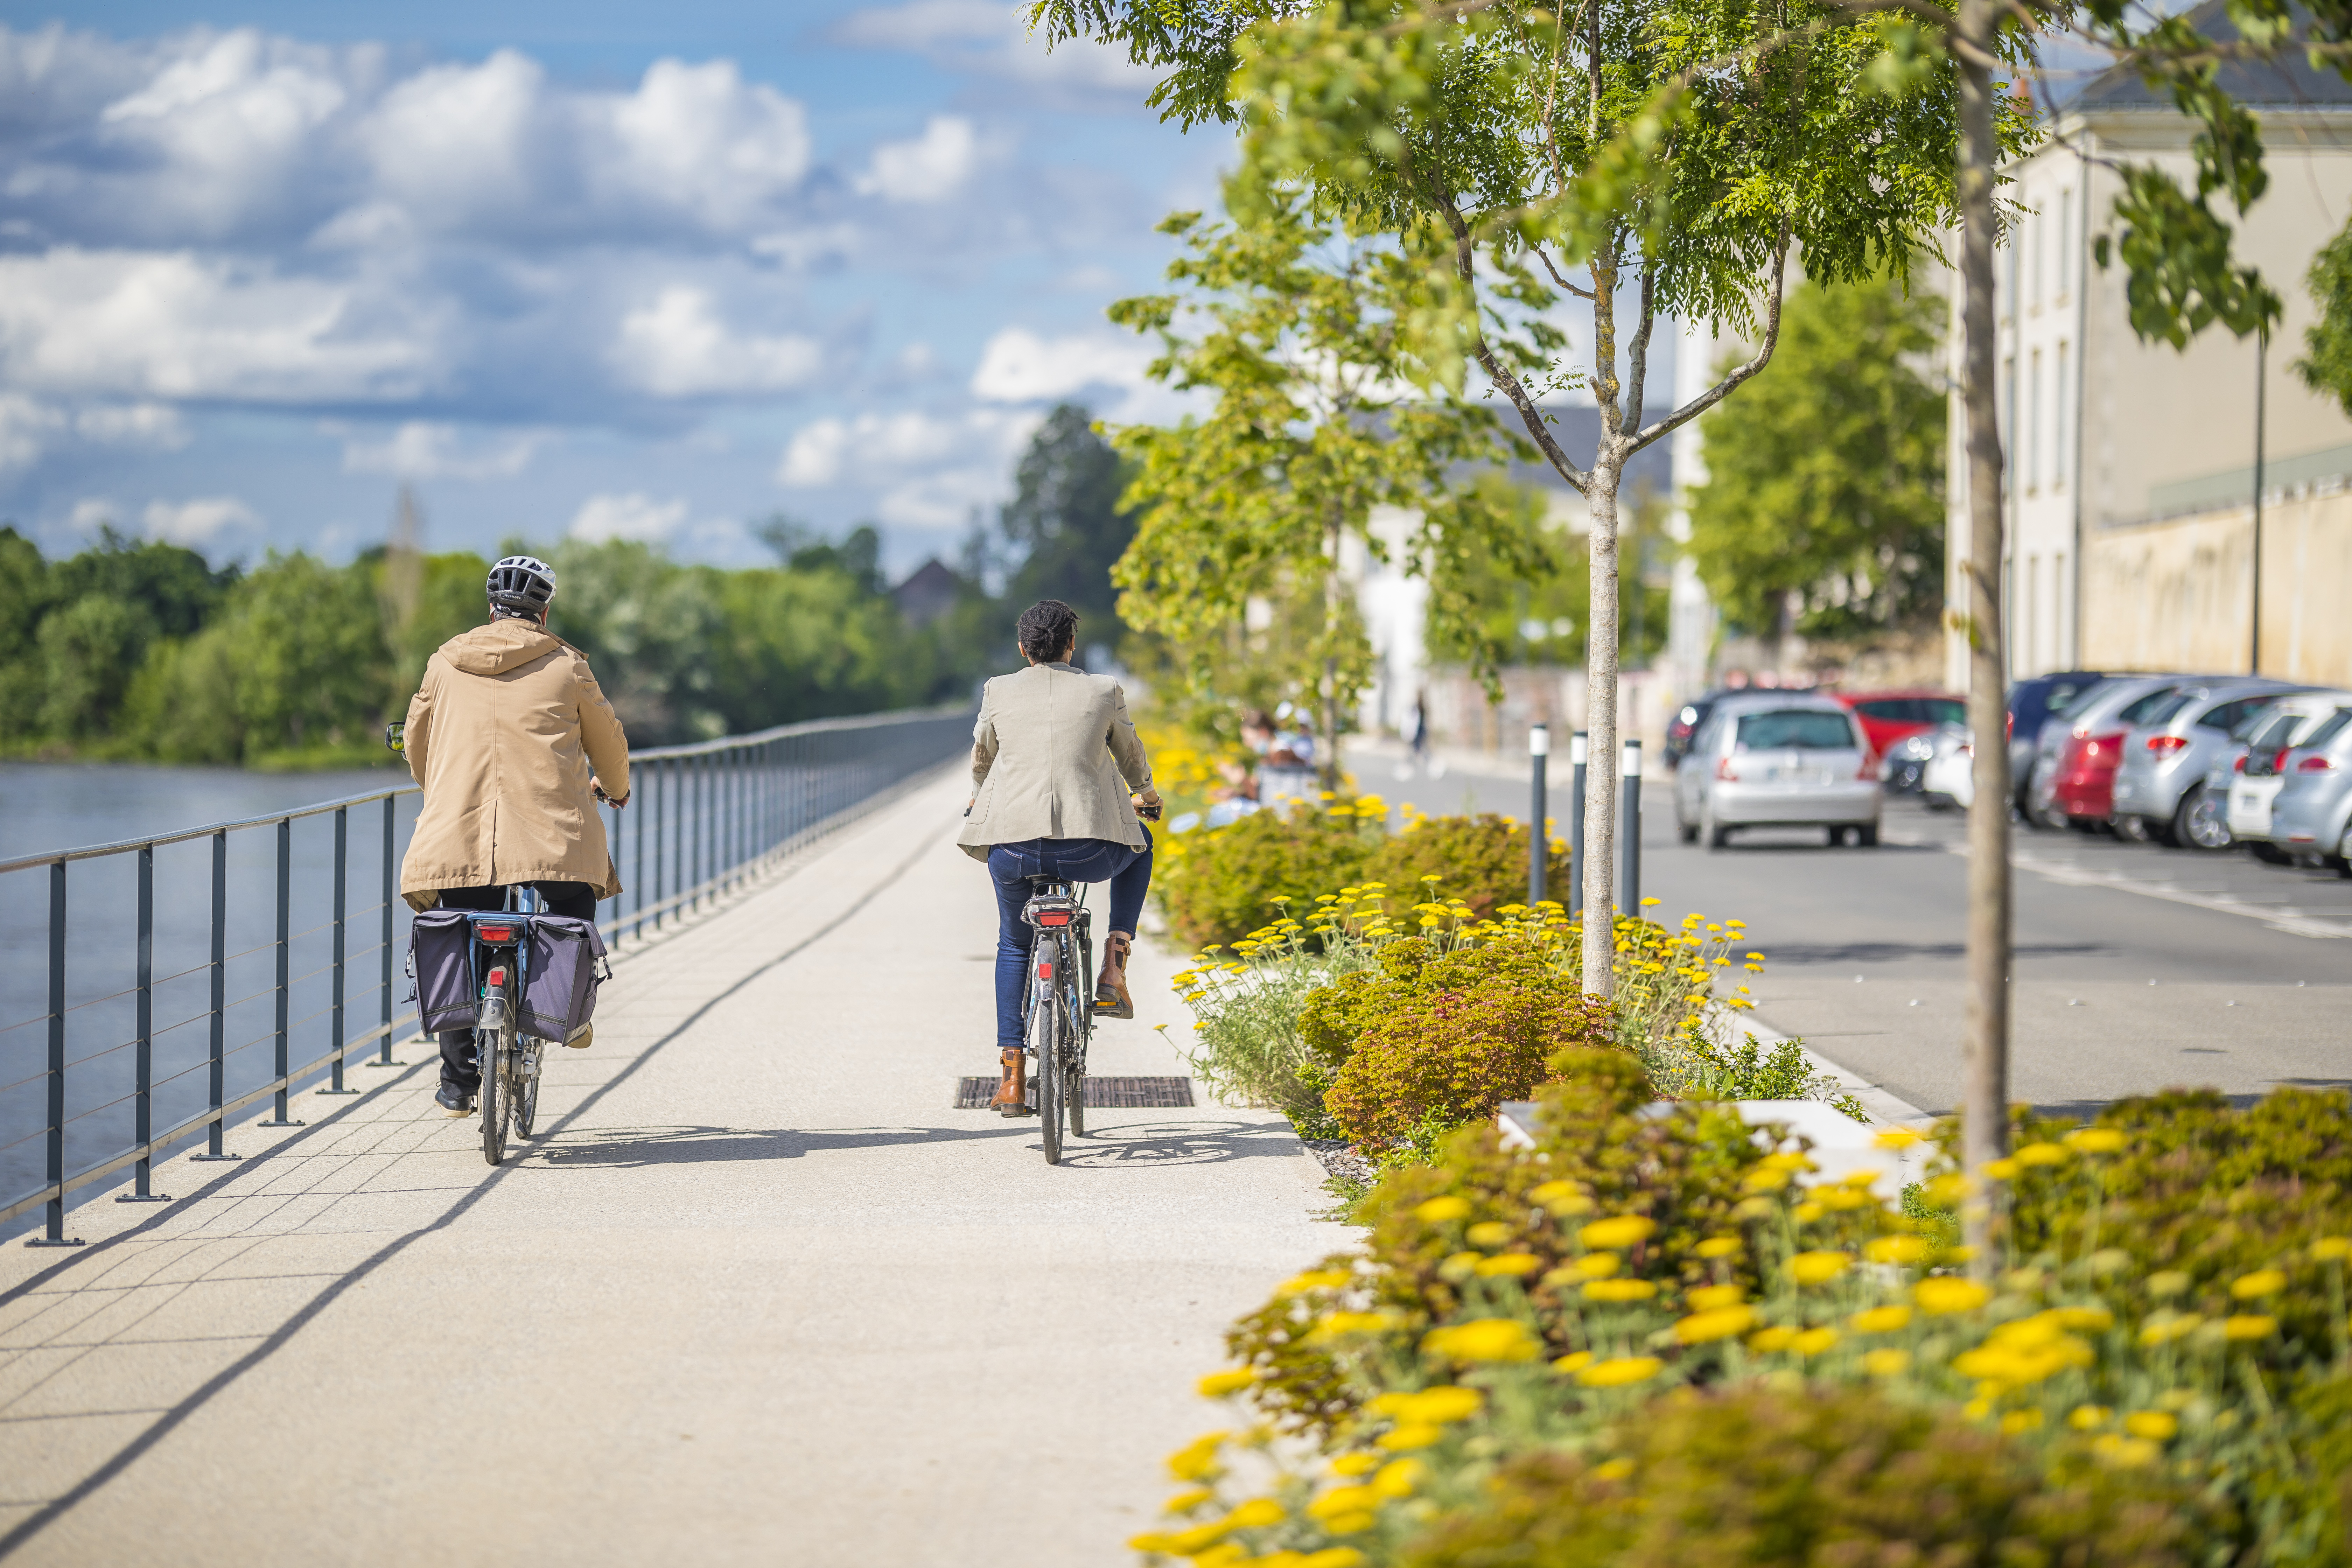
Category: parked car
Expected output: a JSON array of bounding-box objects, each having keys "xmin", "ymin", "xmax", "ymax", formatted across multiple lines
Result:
[
  {"xmin": 1674, "ymin": 693, "xmax": 1881, "ymax": 849},
  {"xmin": 2224, "ymin": 691, "xmax": 2352, "ymax": 860},
  {"xmin": 2270, "ymin": 701, "xmax": 2352, "ymax": 871},
  {"xmin": 1883, "ymin": 721, "xmax": 1967, "ymax": 794},
  {"xmin": 1919, "ymin": 726, "xmax": 1976, "ymax": 810},
  {"xmin": 2108, "ymin": 678, "xmax": 2306, "ymax": 846},
  {"xmin": 1664, "ymin": 690, "xmax": 1731, "ymax": 771},
  {"xmin": 1835, "ymin": 691, "xmax": 1968, "ymax": 761},
  {"xmin": 2031, "ymin": 676, "xmax": 2192, "ymax": 830},
  {"xmin": 2007, "ymin": 671, "xmax": 2106, "ymax": 814}
]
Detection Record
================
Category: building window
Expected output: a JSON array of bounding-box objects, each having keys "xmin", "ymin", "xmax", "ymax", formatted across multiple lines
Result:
[
  {"xmin": 2028, "ymin": 348, "xmax": 2042, "ymax": 493},
  {"xmin": 2054, "ymin": 340, "xmax": 2069, "ymax": 489},
  {"xmin": 2058, "ymin": 188, "xmax": 2072, "ymax": 298},
  {"xmin": 2030, "ymin": 206, "xmax": 2043, "ymax": 312},
  {"xmin": 2001, "ymin": 355, "xmax": 2015, "ymax": 488}
]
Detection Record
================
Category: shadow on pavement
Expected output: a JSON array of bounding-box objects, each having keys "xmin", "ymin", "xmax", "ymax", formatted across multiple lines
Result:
[
  {"xmin": 1761, "ymin": 941, "xmax": 2109, "ymax": 965},
  {"xmin": 1054, "ymin": 1118, "xmax": 1306, "ymax": 1170},
  {"xmin": 534, "ymin": 1123, "xmax": 1031, "ymax": 1165}
]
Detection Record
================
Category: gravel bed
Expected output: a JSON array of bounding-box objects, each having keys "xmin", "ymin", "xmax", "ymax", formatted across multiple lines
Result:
[{"xmin": 1300, "ymin": 1137, "xmax": 1378, "ymax": 1189}]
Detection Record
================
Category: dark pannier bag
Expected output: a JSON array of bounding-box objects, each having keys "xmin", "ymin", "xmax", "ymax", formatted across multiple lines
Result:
[
  {"xmin": 408, "ymin": 908, "xmax": 481, "ymax": 1035},
  {"xmin": 518, "ymin": 915, "xmax": 609, "ymax": 1043}
]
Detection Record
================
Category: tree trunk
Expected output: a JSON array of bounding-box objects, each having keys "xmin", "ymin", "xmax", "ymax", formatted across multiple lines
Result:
[
  {"xmin": 1581, "ymin": 454, "xmax": 1625, "ymax": 998},
  {"xmin": 1322, "ymin": 510, "xmax": 1342, "ymax": 792},
  {"xmin": 1956, "ymin": 0, "xmax": 2013, "ymax": 1275}
]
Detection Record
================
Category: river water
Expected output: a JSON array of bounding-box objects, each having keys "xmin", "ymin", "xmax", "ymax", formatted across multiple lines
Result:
[{"xmin": 1, "ymin": 762, "xmax": 427, "ymax": 1237}]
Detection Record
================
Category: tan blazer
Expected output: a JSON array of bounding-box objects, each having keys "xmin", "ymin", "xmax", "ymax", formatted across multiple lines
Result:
[
  {"xmin": 956, "ymin": 663, "xmax": 1153, "ymax": 861},
  {"xmin": 399, "ymin": 619, "xmax": 632, "ymax": 903}
]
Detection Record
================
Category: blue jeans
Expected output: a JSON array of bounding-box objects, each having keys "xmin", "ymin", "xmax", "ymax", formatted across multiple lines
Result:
[{"xmin": 986, "ymin": 831, "xmax": 1153, "ymax": 1051}]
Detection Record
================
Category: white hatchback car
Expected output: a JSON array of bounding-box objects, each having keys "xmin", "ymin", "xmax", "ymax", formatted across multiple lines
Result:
[
  {"xmin": 1674, "ymin": 693, "xmax": 1882, "ymax": 848},
  {"xmin": 2224, "ymin": 691, "xmax": 2352, "ymax": 855}
]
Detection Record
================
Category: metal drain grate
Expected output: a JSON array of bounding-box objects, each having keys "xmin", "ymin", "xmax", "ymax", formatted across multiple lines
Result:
[{"xmin": 953, "ymin": 1075, "xmax": 1196, "ymax": 1110}]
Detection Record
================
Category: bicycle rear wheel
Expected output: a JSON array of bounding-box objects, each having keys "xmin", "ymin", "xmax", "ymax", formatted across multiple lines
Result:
[
  {"xmin": 513, "ymin": 1040, "xmax": 541, "ymax": 1138},
  {"xmin": 480, "ymin": 978, "xmax": 512, "ymax": 1167},
  {"xmin": 1033, "ymin": 967, "xmax": 1063, "ymax": 1166}
]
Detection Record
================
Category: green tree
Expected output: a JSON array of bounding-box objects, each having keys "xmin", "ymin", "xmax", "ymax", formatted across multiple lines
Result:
[
  {"xmin": 1042, "ymin": 0, "xmax": 1983, "ymax": 996},
  {"xmin": 1000, "ymin": 403, "xmax": 1137, "ymax": 648},
  {"xmin": 1109, "ymin": 183, "xmax": 1530, "ymax": 785},
  {"xmin": 52, "ymin": 527, "xmax": 234, "ymax": 639},
  {"xmin": 544, "ymin": 539, "xmax": 727, "ymax": 743},
  {"xmin": 223, "ymin": 553, "xmax": 393, "ymax": 763},
  {"xmin": 1685, "ymin": 276, "xmax": 1945, "ymax": 652},
  {"xmin": 701, "ymin": 563, "xmax": 919, "ymax": 730},
  {"xmin": 38, "ymin": 593, "xmax": 153, "ymax": 741},
  {"xmin": 0, "ymin": 527, "xmax": 55, "ymax": 740},
  {"xmin": 2298, "ymin": 220, "xmax": 2352, "ymax": 414}
]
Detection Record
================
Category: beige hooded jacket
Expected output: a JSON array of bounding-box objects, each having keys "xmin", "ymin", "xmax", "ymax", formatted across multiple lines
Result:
[{"xmin": 398, "ymin": 618, "xmax": 631, "ymax": 905}]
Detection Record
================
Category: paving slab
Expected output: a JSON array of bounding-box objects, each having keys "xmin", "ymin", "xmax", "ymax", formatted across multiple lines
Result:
[{"xmin": 0, "ymin": 766, "xmax": 1347, "ymax": 1566}]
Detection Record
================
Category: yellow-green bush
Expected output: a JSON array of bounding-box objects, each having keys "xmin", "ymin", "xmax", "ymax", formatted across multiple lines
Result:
[
  {"xmin": 1360, "ymin": 813, "xmax": 1568, "ymax": 922},
  {"xmin": 1155, "ymin": 800, "xmax": 1386, "ymax": 949}
]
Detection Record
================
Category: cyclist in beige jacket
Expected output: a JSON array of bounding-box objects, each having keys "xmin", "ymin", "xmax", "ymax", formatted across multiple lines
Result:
[
  {"xmin": 399, "ymin": 555, "xmax": 630, "ymax": 1114},
  {"xmin": 958, "ymin": 600, "xmax": 1160, "ymax": 1114}
]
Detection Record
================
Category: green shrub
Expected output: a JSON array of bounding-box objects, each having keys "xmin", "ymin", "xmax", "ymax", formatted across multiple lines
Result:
[
  {"xmin": 1361, "ymin": 813, "xmax": 1569, "ymax": 921},
  {"xmin": 1401, "ymin": 1382, "xmax": 2201, "ymax": 1568},
  {"xmin": 1154, "ymin": 799, "xmax": 1384, "ymax": 948}
]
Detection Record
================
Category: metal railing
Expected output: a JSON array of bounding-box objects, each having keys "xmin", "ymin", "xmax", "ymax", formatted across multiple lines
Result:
[{"xmin": 0, "ymin": 703, "xmax": 972, "ymax": 1244}]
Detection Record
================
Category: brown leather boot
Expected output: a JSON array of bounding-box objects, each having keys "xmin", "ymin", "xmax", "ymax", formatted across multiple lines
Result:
[
  {"xmin": 1095, "ymin": 932, "xmax": 1135, "ymax": 1019},
  {"xmin": 988, "ymin": 1048, "xmax": 1032, "ymax": 1116}
]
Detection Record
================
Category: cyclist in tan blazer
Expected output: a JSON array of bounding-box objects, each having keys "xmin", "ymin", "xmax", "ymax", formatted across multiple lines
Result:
[{"xmin": 958, "ymin": 600, "xmax": 1160, "ymax": 1115}]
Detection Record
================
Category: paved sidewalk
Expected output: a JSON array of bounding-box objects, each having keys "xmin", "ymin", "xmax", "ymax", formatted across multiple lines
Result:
[{"xmin": 0, "ymin": 767, "xmax": 1347, "ymax": 1567}]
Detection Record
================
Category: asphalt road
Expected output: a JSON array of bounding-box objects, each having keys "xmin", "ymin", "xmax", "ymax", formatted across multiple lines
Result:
[{"xmin": 1346, "ymin": 740, "xmax": 2351, "ymax": 1119}]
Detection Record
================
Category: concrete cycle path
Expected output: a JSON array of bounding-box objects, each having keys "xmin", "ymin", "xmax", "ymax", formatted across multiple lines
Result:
[{"xmin": 0, "ymin": 766, "xmax": 1348, "ymax": 1567}]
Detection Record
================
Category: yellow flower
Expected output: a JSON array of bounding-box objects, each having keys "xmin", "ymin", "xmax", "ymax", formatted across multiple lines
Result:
[
  {"xmin": 2068, "ymin": 1405, "xmax": 2113, "ymax": 1430},
  {"xmin": 1576, "ymin": 1355, "xmax": 1665, "ymax": 1388},
  {"xmin": 2014, "ymin": 1141, "xmax": 2072, "ymax": 1167},
  {"xmin": 1310, "ymin": 1311, "xmax": 1399, "ymax": 1340},
  {"xmin": 1583, "ymin": 1279, "xmax": 1659, "ymax": 1303},
  {"xmin": 1865, "ymin": 1236, "xmax": 1930, "ymax": 1266},
  {"xmin": 2231, "ymin": 1269, "xmax": 2287, "ymax": 1300},
  {"xmin": 1372, "ymin": 1458, "xmax": 1425, "ymax": 1500},
  {"xmin": 2146, "ymin": 1270, "xmax": 2191, "ymax": 1297},
  {"xmin": 1374, "ymin": 1424, "xmax": 1440, "ymax": 1451},
  {"xmin": 1552, "ymin": 1350, "xmax": 1594, "ymax": 1373},
  {"xmin": 1477, "ymin": 1252, "xmax": 1543, "ymax": 1278},
  {"xmin": 2093, "ymin": 1434, "xmax": 2161, "ymax": 1468},
  {"xmin": 1794, "ymin": 1327, "xmax": 1841, "ymax": 1356},
  {"xmin": 1167, "ymin": 1431, "xmax": 1229, "ymax": 1481},
  {"xmin": 2122, "ymin": 1410, "xmax": 2178, "ymax": 1441},
  {"xmin": 1863, "ymin": 1349, "xmax": 1912, "ymax": 1377},
  {"xmin": 1466, "ymin": 1221, "xmax": 1514, "ymax": 1249},
  {"xmin": 1851, "ymin": 1305, "xmax": 1913, "ymax": 1334},
  {"xmin": 1748, "ymin": 1325, "xmax": 1798, "ymax": 1353},
  {"xmin": 1983, "ymin": 1158, "xmax": 2021, "ymax": 1181},
  {"xmin": 1370, "ymin": 1386, "xmax": 1484, "ymax": 1426},
  {"xmin": 1330, "ymin": 1452, "xmax": 1379, "ymax": 1476},
  {"xmin": 1164, "ymin": 1487, "xmax": 1215, "ymax": 1513},
  {"xmin": 1569, "ymin": 1252, "xmax": 1621, "ymax": 1280},
  {"xmin": 2000, "ymin": 1408, "xmax": 2044, "ymax": 1435},
  {"xmin": 1675, "ymin": 1305, "xmax": 1756, "ymax": 1344},
  {"xmin": 1198, "ymin": 1368, "xmax": 1257, "ymax": 1396},
  {"xmin": 1741, "ymin": 1167, "xmax": 1792, "ymax": 1194},
  {"xmin": 1696, "ymin": 1235, "xmax": 1743, "ymax": 1260},
  {"xmin": 1580, "ymin": 1216, "xmax": 1658, "ymax": 1251},
  {"xmin": 1872, "ymin": 1127, "xmax": 1925, "ymax": 1150},
  {"xmin": 1953, "ymin": 1316, "xmax": 2095, "ymax": 1388},
  {"xmin": 1275, "ymin": 1269, "xmax": 1353, "ymax": 1297},
  {"xmin": 1789, "ymin": 1251, "xmax": 1851, "ymax": 1286},
  {"xmin": 2224, "ymin": 1314, "xmax": 2278, "ymax": 1340},
  {"xmin": 2313, "ymin": 1237, "xmax": 2352, "ymax": 1261},
  {"xmin": 1688, "ymin": 1284, "xmax": 1745, "ymax": 1311},
  {"xmin": 1306, "ymin": 1485, "xmax": 1383, "ymax": 1523},
  {"xmin": 1593, "ymin": 1458, "xmax": 1636, "ymax": 1482},
  {"xmin": 1792, "ymin": 1201, "xmax": 1826, "ymax": 1223},
  {"xmin": 1531, "ymin": 1180, "xmax": 1595, "ymax": 1216},
  {"xmin": 1224, "ymin": 1498, "xmax": 1286, "ymax": 1528},
  {"xmin": 1914, "ymin": 1277, "xmax": 1992, "ymax": 1315},
  {"xmin": 2064, "ymin": 1126, "xmax": 2127, "ymax": 1155},
  {"xmin": 2048, "ymin": 1305, "xmax": 2114, "ymax": 1332},
  {"xmin": 1422, "ymin": 1318, "xmax": 1542, "ymax": 1363},
  {"xmin": 2138, "ymin": 1312, "xmax": 2203, "ymax": 1347},
  {"xmin": 1415, "ymin": 1196, "xmax": 1471, "ymax": 1224}
]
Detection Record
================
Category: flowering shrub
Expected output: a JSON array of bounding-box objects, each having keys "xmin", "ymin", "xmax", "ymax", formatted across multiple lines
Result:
[
  {"xmin": 1155, "ymin": 798, "xmax": 1387, "ymax": 949},
  {"xmin": 1359, "ymin": 811, "xmax": 1569, "ymax": 922},
  {"xmin": 1135, "ymin": 1086, "xmax": 2352, "ymax": 1568}
]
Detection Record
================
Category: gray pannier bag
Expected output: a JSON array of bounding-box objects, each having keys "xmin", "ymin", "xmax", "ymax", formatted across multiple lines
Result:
[
  {"xmin": 517, "ymin": 915, "xmax": 609, "ymax": 1043},
  {"xmin": 408, "ymin": 908, "xmax": 481, "ymax": 1035}
]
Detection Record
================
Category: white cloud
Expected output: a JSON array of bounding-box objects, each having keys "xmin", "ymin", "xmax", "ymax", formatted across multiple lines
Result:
[
  {"xmin": 832, "ymin": 1, "xmax": 1149, "ymax": 94},
  {"xmin": 0, "ymin": 248, "xmax": 434, "ymax": 402},
  {"xmin": 0, "ymin": 395, "xmax": 65, "ymax": 473},
  {"xmin": 776, "ymin": 407, "xmax": 1040, "ymax": 509},
  {"xmin": 611, "ymin": 286, "xmax": 822, "ymax": 397},
  {"xmin": 75, "ymin": 402, "xmax": 190, "ymax": 447},
  {"xmin": 67, "ymin": 497, "xmax": 119, "ymax": 534},
  {"xmin": 342, "ymin": 421, "xmax": 546, "ymax": 479},
  {"xmin": 857, "ymin": 116, "xmax": 978, "ymax": 204},
  {"xmin": 778, "ymin": 418, "xmax": 850, "ymax": 487},
  {"xmin": 969, "ymin": 327, "xmax": 1149, "ymax": 402},
  {"xmin": 568, "ymin": 491, "xmax": 687, "ymax": 543},
  {"xmin": 143, "ymin": 494, "xmax": 260, "ymax": 546},
  {"xmin": 0, "ymin": 393, "xmax": 190, "ymax": 473},
  {"xmin": 603, "ymin": 58, "xmax": 811, "ymax": 229}
]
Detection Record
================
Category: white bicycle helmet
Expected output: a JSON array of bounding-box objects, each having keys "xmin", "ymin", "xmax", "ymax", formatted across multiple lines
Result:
[{"xmin": 486, "ymin": 555, "xmax": 557, "ymax": 617}]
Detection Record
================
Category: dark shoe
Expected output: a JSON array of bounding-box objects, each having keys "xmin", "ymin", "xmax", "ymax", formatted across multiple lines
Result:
[
  {"xmin": 988, "ymin": 1048, "xmax": 1034, "ymax": 1116},
  {"xmin": 1094, "ymin": 932, "xmax": 1135, "ymax": 1019},
  {"xmin": 435, "ymin": 1084, "xmax": 476, "ymax": 1118}
]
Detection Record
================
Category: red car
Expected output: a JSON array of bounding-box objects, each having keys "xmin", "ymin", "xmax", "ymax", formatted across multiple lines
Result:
[{"xmin": 1832, "ymin": 690, "xmax": 1968, "ymax": 760}]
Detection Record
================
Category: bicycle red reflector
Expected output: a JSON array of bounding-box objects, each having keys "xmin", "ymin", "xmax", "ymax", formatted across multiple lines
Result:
[
  {"xmin": 1036, "ymin": 961, "xmax": 1052, "ymax": 980},
  {"xmin": 486, "ymin": 967, "xmax": 506, "ymax": 986},
  {"xmin": 1037, "ymin": 911, "xmax": 1071, "ymax": 926},
  {"xmin": 477, "ymin": 924, "xmax": 515, "ymax": 942}
]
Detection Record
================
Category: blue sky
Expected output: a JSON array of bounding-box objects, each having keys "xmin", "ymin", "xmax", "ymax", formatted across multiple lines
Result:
[{"xmin": 0, "ymin": 0, "xmax": 1229, "ymax": 576}]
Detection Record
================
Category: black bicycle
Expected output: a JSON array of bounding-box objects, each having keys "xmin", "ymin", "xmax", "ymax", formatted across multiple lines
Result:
[
  {"xmin": 1020, "ymin": 876, "xmax": 1096, "ymax": 1165},
  {"xmin": 466, "ymin": 893, "xmax": 547, "ymax": 1167}
]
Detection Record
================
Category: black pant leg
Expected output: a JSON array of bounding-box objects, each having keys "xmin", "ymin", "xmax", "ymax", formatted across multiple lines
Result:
[{"xmin": 531, "ymin": 881, "xmax": 598, "ymax": 922}]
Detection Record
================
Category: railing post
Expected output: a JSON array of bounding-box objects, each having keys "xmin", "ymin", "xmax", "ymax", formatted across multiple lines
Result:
[
  {"xmin": 120, "ymin": 844, "xmax": 167, "ymax": 1202},
  {"xmin": 30, "ymin": 860, "xmax": 81, "ymax": 1245},
  {"xmin": 634, "ymin": 765, "xmax": 647, "ymax": 941},
  {"xmin": 195, "ymin": 831, "xmax": 235, "ymax": 1161},
  {"xmin": 374, "ymin": 795, "xmax": 398, "ymax": 1066},
  {"xmin": 262, "ymin": 817, "xmax": 303, "ymax": 1128},
  {"xmin": 321, "ymin": 807, "xmax": 357, "ymax": 1096}
]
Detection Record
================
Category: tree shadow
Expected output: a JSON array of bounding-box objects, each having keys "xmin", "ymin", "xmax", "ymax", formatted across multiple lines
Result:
[
  {"xmin": 1762, "ymin": 941, "xmax": 2109, "ymax": 965},
  {"xmin": 531, "ymin": 1122, "xmax": 1031, "ymax": 1167}
]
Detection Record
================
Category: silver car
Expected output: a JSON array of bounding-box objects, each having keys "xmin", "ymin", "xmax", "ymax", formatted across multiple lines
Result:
[
  {"xmin": 2025, "ymin": 674, "xmax": 2188, "ymax": 830},
  {"xmin": 2270, "ymin": 702, "xmax": 2352, "ymax": 869},
  {"xmin": 1674, "ymin": 693, "xmax": 1881, "ymax": 849},
  {"xmin": 2109, "ymin": 678, "xmax": 2305, "ymax": 847},
  {"xmin": 2222, "ymin": 691, "xmax": 2352, "ymax": 860}
]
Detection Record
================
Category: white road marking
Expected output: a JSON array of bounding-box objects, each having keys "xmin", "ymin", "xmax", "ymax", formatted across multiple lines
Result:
[{"xmin": 1887, "ymin": 831, "xmax": 2352, "ymax": 939}]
